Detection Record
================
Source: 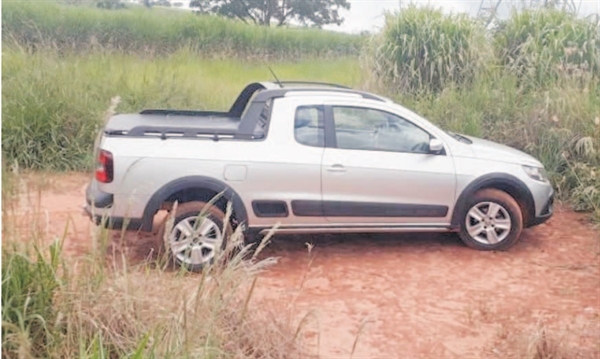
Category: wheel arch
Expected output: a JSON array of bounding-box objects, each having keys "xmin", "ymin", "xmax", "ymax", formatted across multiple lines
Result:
[
  {"xmin": 141, "ymin": 176, "xmax": 248, "ymax": 231},
  {"xmin": 451, "ymin": 173, "xmax": 535, "ymax": 228}
]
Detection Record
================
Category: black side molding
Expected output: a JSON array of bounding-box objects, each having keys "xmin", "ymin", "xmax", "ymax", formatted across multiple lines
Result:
[
  {"xmin": 291, "ymin": 200, "xmax": 324, "ymax": 216},
  {"xmin": 252, "ymin": 200, "xmax": 289, "ymax": 218},
  {"xmin": 324, "ymin": 201, "xmax": 448, "ymax": 217},
  {"xmin": 291, "ymin": 200, "xmax": 448, "ymax": 218}
]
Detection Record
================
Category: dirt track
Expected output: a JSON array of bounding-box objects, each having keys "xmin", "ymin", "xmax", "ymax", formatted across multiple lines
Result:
[{"xmin": 8, "ymin": 173, "xmax": 600, "ymax": 358}]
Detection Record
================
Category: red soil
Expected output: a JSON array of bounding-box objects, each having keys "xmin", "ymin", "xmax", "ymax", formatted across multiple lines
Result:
[{"xmin": 7, "ymin": 172, "xmax": 599, "ymax": 358}]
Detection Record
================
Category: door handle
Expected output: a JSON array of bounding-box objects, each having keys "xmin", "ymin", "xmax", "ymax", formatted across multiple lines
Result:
[{"xmin": 327, "ymin": 164, "xmax": 346, "ymax": 172}]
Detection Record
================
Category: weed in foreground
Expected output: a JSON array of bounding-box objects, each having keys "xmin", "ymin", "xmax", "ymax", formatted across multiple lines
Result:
[{"xmin": 1, "ymin": 190, "xmax": 309, "ymax": 358}]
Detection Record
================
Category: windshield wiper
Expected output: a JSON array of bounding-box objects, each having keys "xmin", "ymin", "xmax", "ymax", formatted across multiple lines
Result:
[{"xmin": 447, "ymin": 131, "xmax": 473, "ymax": 144}]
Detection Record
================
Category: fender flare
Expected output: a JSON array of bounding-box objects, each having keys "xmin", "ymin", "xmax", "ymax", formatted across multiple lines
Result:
[
  {"xmin": 450, "ymin": 173, "xmax": 535, "ymax": 228},
  {"xmin": 141, "ymin": 176, "xmax": 248, "ymax": 231}
]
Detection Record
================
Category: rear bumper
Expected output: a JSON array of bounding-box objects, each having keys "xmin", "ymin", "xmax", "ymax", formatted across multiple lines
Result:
[
  {"xmin": 84, "ymin": 182, "xmax": 143, "ymax": 231},
  {"xmin": 86, "ymin": 182, "xmax": 114, "ymax": 208}
]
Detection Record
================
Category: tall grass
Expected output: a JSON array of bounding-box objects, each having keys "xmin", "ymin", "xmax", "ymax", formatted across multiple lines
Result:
[
  {"xmin": 2, "ymin": 241, "xmax": 62, "ymax": 357},
  {"xmin": 366, "ymin": 5, "xmax": 489, "ymax": 93},
  {"xmin": 2, "ymin": 0, "xmax": 362, "ymax": 59},
  {"xmin": 1, "ymin": 47, "xmax": 362, "ymax": 170},
  {"xmin": 495, "ymin": 9, "xmax": 600, "ymax": 87},
  {"xmin": 1, "ymin": 178, "xmax": 305, "ymax": 358}
]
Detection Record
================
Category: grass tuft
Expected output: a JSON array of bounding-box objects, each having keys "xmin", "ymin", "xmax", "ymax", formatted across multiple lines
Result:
[
  {"xmin": 1, "ymin": 177, "xmax": 308, "ymax": 358},
  {"xmin": 494, "ymin": 8, "xmax": 600, "ymax": 88},
  {"xmin": 366, "ymin": 5, "xmax": 489, "ymax": 93}
]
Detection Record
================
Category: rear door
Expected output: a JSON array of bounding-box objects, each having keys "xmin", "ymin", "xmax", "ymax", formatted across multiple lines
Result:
[{"xmin": 321, "ymin": 102, "xmax": 456, "ymax": 225}]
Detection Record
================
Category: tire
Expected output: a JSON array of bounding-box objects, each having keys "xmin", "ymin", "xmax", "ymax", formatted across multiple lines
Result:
[
  {"xmin": 458, "ymin": 189, "xmax": 523, "ymax": 251},
  {"xmin": 158, "ymin": 201, "xmax": 232, "ymax": 272}
]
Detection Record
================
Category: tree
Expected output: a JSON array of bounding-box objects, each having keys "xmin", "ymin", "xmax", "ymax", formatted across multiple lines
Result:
[
  {"xmin": 189, "ymin": 0, "xmax": 350, "ymax": 27},
  {"xmin": 97, "ymin": 0, "xmax": 126, "ymax": 9},
  {"xmin": 141, "ymin": 0, "xmax": 173, "ymax": 8}
]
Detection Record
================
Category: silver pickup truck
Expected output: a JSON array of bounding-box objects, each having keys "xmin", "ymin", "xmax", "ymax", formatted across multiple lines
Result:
[{"xmin": 85, "ymin": 82, "xmax": 554, "ymax": 270}]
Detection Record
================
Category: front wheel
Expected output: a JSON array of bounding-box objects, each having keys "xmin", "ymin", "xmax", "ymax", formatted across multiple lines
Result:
[
  {"xmin": 458, "ymin": 189, "xmax": 523, "ymax": 251},
  {"xmin": 158, "ymin": 201, "xmax": 232, "ymax": 272}
]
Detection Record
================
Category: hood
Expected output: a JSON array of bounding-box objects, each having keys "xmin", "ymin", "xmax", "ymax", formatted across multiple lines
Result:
[{"xmin": 465, "ymin": 136, "xmax": 543, "ymax": 167}]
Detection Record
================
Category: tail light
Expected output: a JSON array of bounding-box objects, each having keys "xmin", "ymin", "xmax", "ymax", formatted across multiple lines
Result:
[{"xmin": 95, "ymin": 150, "xmax": 113, "ymax": 183}]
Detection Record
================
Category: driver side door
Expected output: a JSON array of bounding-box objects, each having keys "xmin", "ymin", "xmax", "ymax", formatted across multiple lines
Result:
[{"xmin": 321, "ymin": 103, "xmax": 457, "ymax": 225}]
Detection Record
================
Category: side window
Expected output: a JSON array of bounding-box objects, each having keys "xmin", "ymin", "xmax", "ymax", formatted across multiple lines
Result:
[
  {"xmin": 253, "ymin": 99, "xmax": 273, "ymax": 139},
  {"xmin": 332, "ymin": 106, "xmax": 431, "ymax": 153},
  {"xmin": 294, "ymin": 106, "xmax": 324, "ymax": 147}
]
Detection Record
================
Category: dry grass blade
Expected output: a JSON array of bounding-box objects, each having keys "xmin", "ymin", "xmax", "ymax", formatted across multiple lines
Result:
[
  {"xmin": 525, "ymin": 324, "xmax": 569, "ymax": 359},
  {"xmin": 350, "ymin": 317, "xmax": 373, "ymax": 359}
]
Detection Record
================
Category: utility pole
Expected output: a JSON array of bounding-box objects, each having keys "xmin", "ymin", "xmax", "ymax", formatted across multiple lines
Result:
[{"xmin": 477, "ymin": 0, "xmax": 503, "ymax": 27}]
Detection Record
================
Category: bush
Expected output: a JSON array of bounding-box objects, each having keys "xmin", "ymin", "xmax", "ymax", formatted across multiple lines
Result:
[
  {"xmin": 367, "ymin": 6, "xmax": 489, "ymax": 93},
  {"xmin": 494, "ymin": 9, "xmax": 600, "ymax": 87}
]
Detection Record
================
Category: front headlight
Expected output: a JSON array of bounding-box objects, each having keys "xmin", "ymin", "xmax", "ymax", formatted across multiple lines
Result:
[{"xmin": 523, "ymin": 165, "xmax": 549, "ymax": 183}]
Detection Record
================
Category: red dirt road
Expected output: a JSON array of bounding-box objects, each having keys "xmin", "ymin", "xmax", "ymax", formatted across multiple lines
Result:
[{"xmin": 7, "ymin": 173, "xmax": 600, "ymax": 358}]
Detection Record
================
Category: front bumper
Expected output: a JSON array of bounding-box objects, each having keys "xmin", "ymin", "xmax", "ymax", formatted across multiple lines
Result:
[{"xmin": 527, "ymin": 194, "xmax": 554, "ymax": 227}]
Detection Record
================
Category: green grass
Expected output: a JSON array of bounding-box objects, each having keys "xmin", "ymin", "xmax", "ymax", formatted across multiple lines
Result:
[
  {"xmin": 1, "ymin": 47, "xmax": 362, "ymax": 170},
  {"xmin": 2, "ymin": 241, "xmax": 62, "ymax": 358},
  {"xmin": 2, "ymin": 0, "xmax": 362, "ymax": 58},
  {"xmin": 494, "ymin": 9, "xmax": 600, "ymax": 87},
  {"xmin": 366, "ymin": 5, "xmax": 489, "ymax": 93}
]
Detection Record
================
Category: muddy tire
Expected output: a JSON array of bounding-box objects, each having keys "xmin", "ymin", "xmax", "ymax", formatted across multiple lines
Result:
[
  {"xmin": 458, "ymin": 189, "xmax": 523, "ymax": 251},
  {"xmin": 158, "ymin": 201, "xmax": 232, "ymax": 272}
]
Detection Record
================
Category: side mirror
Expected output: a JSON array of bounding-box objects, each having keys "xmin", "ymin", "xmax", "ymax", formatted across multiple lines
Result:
[{"xmin": 429, "ymin": 138, "xmax": 444, "ymax": 154}]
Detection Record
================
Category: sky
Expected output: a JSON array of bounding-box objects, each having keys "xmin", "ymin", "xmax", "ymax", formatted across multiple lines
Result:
[{"xmin": 323, "ymin": 0, "xmax": 600, "ymax": 33}]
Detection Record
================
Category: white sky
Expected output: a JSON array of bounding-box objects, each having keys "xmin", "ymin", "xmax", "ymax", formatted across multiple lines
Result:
[{"xmin": 323, "ymin": 0, "xmax": 600, "ymax": 33}]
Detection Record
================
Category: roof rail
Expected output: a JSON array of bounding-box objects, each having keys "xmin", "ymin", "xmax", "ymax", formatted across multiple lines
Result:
[
  {"xmin": 254, "ymin": 87, "xmax": 389, "ymax": 103},
  {"xmin": 277, "ymin": 81, "xmax": 350, "ymax": 89}
]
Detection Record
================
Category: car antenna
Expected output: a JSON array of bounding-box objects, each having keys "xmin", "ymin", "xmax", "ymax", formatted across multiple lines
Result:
[{"xmin": 267, "ymin": 65, "xmax": 283, "ymax": 88}]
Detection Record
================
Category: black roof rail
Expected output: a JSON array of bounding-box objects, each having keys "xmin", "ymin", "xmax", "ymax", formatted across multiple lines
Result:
[
  {"xmin": 277, "ymin": 81, "xmax": 351, "ymax": 89},
  {"xmin": 254, "ymin": 87, "xmax": 388, "ymax": 103}
]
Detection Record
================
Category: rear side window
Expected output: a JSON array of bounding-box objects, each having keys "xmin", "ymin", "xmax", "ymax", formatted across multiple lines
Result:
[
  {"xmin": 294, "ymin": 106, "xmax": 324, "ymax": 147},
  {"xmin": 253, "ymin": 99, "xmax": 273, "ymax": 139}
]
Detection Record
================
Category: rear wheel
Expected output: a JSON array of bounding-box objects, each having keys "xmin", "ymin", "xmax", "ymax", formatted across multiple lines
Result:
[
  {"xmin": 158, "ymin": 201, "xmax": 232, "ymax": 272},
  {"xmin": 458, "ymin": 189, "xmax": 523, "ymax": 251}
]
